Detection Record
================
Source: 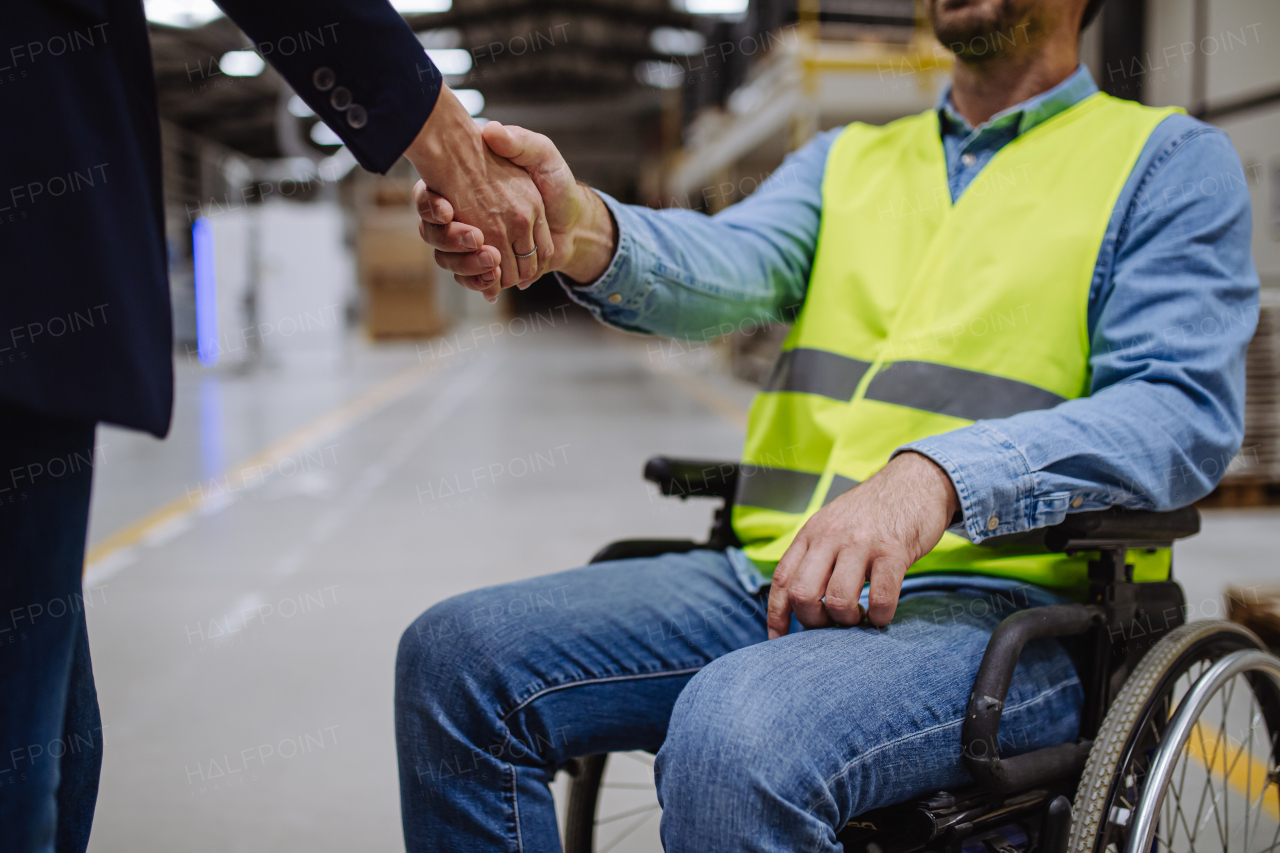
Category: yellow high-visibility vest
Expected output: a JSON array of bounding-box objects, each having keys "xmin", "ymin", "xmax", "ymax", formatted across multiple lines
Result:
[{"xmin": 733, "ymin": 92, "xmax": 1179, "ymax": 595}]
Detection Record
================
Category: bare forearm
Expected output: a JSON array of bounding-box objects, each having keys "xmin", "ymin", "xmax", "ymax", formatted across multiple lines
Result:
[
  {"xmin": 403, "ymin": 86, "xmax": 483, "ymax": 186},
  {"xmin": 558, "ymin": 185, "xmax": 617, "ymax": 284}
]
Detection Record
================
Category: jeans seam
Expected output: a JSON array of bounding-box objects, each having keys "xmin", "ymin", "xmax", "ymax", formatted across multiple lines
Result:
[
  {"xmin": 511, "ymin": 763, "xmax": 523, "ymax": 853},
  {"xmin": 498, "ymin": 665, "xmax": 706, "ymax": 725},
  {"xmin": 811, "ymin": 676, "xmax": 1082, "ymax": 817}
]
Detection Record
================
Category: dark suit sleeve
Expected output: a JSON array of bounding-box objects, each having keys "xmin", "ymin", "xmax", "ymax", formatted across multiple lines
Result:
[{"xmin": 214, "ymin": 0, "xmax": 442, "ymax": 174}]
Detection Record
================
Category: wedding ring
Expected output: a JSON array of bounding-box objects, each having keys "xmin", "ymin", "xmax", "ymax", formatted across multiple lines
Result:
[{"xmin": 514, "ymin": 247, "xmax": 538, "ymax": 259}]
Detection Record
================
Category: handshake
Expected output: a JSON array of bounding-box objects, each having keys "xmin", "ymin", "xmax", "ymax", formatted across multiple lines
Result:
[{"xmin": 403, "ymin": 86, "xmax": 616, "ymax": 303}]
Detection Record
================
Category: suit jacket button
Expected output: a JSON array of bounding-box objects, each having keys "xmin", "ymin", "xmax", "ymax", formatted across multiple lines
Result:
[
  {"xmin": 346, "ymin": 104, "xmax": 368, "ymax": 129},
  {"xmin": 330, "ymin": 86, "xmax": 352, "ymax": 110},
  {"xmin": 312, "ymin": 67, "xmax": 335, "ymax": 91}
]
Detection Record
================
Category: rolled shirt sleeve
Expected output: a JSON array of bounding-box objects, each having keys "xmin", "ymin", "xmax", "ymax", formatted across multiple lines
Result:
[
  {"xmin": 900, "ymin": 120, "xmax": 1259, "ymax": 542},
  {"xmin": 557, "ymin": 130, "xmax": 838, "ymax": 337}
]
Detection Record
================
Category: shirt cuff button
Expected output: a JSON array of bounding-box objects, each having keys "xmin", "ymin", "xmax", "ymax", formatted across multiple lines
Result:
[
  {"xmin": 1071, "ymin": 496, "xmax": 1083, "ymax": 508},
  {"xmin": 312, "ymin": 67, "xmax": 335, "ymax": 91},
  {"xmin": 607, "ymin": 293, "xmax": 622, "ymax": 304},
  {"xmin": 986, "ymin": 515, "xmax": 999, "ymax": 531},
  {"xmin": 346, "ymin": 104, "xmax": 367, "ymax": 128},
  {"xmin": 330, "ymin": 86, "xmax": 353, "ymax": 110}
]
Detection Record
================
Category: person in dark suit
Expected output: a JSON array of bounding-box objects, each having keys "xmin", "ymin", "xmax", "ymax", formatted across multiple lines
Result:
[{"xmin": 0, "ymin": 1, "xmax": 542, "ymax": 849}]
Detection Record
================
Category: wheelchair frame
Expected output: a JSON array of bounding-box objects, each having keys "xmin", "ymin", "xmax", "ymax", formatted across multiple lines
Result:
[{"xmin": 563, "ymin": 456, "xmax": 1279, "ymax": 853}]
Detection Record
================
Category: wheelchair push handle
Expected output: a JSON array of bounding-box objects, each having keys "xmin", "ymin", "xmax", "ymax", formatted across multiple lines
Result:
[
  {"xmin": 961, "ymin": 604, "xmax": 1100, "ymax": 793},
  {"xmin": 640, "ymin": 456, "xmax": 742, "ymax": 551},
  {"xmin": 643, "ymin": 456, "xmax": 740, "ymax": 501}
]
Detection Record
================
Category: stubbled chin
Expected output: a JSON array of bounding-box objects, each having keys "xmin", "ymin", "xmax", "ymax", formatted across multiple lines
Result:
[{"xmin": 933, "ymin": 11, "xmax": 1004, "ymax": 47}]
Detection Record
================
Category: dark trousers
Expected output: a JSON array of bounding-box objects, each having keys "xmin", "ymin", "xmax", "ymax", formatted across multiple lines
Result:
[{"xmin": 0, "ymin": 402, "xmax": 101, "ymax": 853}]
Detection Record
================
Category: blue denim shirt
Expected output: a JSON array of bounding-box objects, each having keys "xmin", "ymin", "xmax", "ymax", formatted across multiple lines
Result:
[{"xmin": 560, "ymin": 65, "xmax": 1259, "ymax": 549}]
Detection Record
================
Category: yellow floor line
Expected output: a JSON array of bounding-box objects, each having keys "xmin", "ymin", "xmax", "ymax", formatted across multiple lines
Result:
[
  {"xmin": 1184, "ymin": 720, "xmax": 1280, "ymax": 822},
  {"xmin": 83, "ymin": 359, "xmax": 436, "ymax": 571}
]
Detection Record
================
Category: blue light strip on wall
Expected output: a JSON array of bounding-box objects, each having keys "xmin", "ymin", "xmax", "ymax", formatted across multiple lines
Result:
[{"xmin": 192, "ymin": 216, "xmax": 218, "ymax": 367}]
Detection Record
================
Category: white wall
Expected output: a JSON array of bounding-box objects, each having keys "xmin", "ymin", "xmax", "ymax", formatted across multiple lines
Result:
[{"xmin": 256, "ymin": 200, "xmax": 355, "ymax": 365}]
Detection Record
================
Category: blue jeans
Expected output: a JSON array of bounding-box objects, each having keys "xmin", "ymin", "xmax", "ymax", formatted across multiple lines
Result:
[
  {"xmin": 0, "ymin": 404, "xmax": 102, "ymax": 853},
  {"xmin": 395, "ymin": 549, "xmax": 1082, "ymax": 852}
]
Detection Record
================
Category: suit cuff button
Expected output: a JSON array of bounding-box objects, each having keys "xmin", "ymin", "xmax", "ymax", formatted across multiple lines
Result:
[
  {"xmin": 312, "ymin": 67, "xmax": 335, "ymax": 91},
  {"xmin": 346, "ymin": 104, "xmax": 368, "ymax": 128},
  {"xmin": 329, "ymin": 86, "xmax": 352, "ymax": 110}
]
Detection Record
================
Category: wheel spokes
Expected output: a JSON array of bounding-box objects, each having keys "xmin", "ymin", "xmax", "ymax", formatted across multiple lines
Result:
[{"xmin": 1104, "ymin": 656, "xmax": 1280, "ymax": 853}]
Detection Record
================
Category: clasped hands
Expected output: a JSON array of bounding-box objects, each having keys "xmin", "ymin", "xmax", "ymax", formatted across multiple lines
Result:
[
  {"xmin": 407, "ymin": 87, "xmax": 961, "ymax": 634},
  {"xmin": 404, "ymin": 86, "xmax": 615, "ymax": 303}
]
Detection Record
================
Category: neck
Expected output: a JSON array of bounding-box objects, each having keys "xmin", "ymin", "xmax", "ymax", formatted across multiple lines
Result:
[{"xmin": 948, "ymin": 38, "xmax": 1080, "ymax": 127}]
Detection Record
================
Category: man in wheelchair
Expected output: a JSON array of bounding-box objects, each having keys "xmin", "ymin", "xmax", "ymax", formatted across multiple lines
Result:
[{"xmin": 398, "ymin": 0, "xmax": 1265, "ymax": 850}]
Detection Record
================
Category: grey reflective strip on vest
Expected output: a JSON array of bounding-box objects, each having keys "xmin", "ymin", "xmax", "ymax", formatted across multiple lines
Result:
[
  {"xmin": 765, "ymin": 348, "xmax": 872, "ymax": 401},
  {"xmin": 735, "ymin": 466, "xmax": 821, "ymax": 513},
  {"xmin": 822, "ymin": 475, "xmax": 860, "ymax": 505},
  {"xmin": 863, "ymin": 361, "xmax": 1065, "ymax": 420}
]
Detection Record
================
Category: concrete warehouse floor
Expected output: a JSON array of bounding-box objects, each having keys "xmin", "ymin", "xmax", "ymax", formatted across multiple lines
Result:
[{"xmin": 80, "ymin": 317, "xmax": 1279, "ymax": 853}]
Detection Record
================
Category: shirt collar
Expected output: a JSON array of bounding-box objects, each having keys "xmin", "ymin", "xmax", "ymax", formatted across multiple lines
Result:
[{"xmin": 937, "ymin": 64, "xmax": 1098, "ymax": 138}]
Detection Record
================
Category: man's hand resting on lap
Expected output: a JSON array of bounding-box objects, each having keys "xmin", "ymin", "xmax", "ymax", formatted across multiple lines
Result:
[
  {"xmin": 767, "ymin": 452, "xmax": 961, "ymax": 638},
  {"xmin": 415, "ymin": 121, "xmax": 617, "ymax": 293}
]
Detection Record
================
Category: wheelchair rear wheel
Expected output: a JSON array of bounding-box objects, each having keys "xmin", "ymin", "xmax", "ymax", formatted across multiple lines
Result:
[
  {"xmin": 1068, "ymin": 620, "xmax": 1280, "ymax": 853},
  {"xmin": 563, "ymin": 751, "xmax": 661, "ymax": 853}
]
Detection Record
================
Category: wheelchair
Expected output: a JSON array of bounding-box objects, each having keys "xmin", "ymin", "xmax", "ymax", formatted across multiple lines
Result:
[{"xmin": 559, "ymin": 457, "xmax": 1280, "ymax": 853}]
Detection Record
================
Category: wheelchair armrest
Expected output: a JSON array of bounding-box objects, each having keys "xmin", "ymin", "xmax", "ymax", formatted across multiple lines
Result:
[
  {"xmin": 1043, "ymin": 506, "xmax": 1201, "ymax": 552},
  {"xmin": 962, "ymin": 604, "xmax": 1102, "ymax": 793},
  {"xmin": 643, "ymin": 456, "xmax": 739, "ymax": 501},
  {"xmin": 983, "ymin": 506, "xmax": 1202, "ymax": 552}
]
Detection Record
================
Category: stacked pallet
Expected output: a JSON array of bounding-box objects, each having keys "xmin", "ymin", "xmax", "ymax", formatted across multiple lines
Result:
[
  {"xmin": 1227, "ymin": 585, "xmax": 1280, "ymax": 651},
  {"xmin": 356, "ymin": 171, "xmax": 446, "ymax": 339},
  {"xmin": 1205, "ymin": 289, "xmax": 1280, "ymax": 507}
]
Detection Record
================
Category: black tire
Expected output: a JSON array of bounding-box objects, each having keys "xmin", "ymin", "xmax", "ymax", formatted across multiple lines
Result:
[
  {"xmin": 563, "ymin": 754, "xmax": 607, "ymax": 853},
  {"xmin": 1068, "ymin": 620, "xmax": 1280, "ymax": 853}
]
